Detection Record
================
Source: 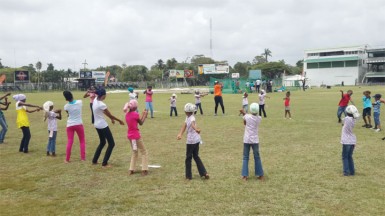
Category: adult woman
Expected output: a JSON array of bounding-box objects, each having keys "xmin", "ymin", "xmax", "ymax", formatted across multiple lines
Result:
[
  {"xmin": 92, "ymin": 88, "xmax": 124, "ymax": 167},
  {"xmin": 213, "ymin": 81, "xmax": 225, "ymax": 115},
  {"xmin": 63, "ymin": 91, "xmax": 86, "ymax": 163}
]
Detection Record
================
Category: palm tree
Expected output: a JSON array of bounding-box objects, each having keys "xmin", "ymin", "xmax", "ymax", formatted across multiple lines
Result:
[{"xmin": 261, "ymin": 48, "xmax": 272, "ymax": 62}]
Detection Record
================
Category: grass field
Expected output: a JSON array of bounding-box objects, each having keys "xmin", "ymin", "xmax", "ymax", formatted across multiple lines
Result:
[{"xmin": 0, "ymin": 86, "xmax": 384, "ymax": 216}]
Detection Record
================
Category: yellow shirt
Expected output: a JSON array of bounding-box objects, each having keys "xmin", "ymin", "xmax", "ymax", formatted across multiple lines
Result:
[{"xmin": 16, "ymin": 102, "xmax": 30, "ymax": 128}]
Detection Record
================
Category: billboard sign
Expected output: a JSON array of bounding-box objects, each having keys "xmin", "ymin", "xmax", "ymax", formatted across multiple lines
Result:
[
  {"xmin": 80, "ymin": 71, "xmax": 92, "ymax": 79},
  {"xmin": 184, "ymin": 70, "xmax": 194, "ymax": 78},
  {"xmin": 14, "ymin": 71, "xmax": 30, "ymax": 82},
  {"xmin": 249, "ymin": 70, "xmax": 262, "ymax": 79},
  {"xmin": 92, "ymin": 71, "xmax": 106, "ymax": 83},
  {"xmin": 231, "ymin": 73, "xmax": 240, "ymax": 78},
  {"xmin": 169, "ymin": 70, "xmax": 185, "ymax": 78},
  {"xmin": 198, "ymin": 64, "xmax": 229, "ymax": 74}
]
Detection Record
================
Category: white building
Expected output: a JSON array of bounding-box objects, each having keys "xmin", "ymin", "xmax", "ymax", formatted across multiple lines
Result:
[{"xmin": 303, "ymin": 45, "xmax": 367, "ymax": 86}]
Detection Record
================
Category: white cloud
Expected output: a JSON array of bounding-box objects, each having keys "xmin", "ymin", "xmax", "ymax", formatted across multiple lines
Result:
[{"xmin": 0, "ymin": 0, "xmax": 384, "ymax": 70}]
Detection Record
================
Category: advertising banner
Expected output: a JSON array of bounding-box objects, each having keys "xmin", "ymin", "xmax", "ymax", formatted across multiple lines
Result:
[
  {"xmin": 92, "ymin": 71, "xmax": 106, "ymax": 83},
  {"xmin": 169, "ymin": 70, "xmax": 185, "ymax": 78},
  {"xmin": 80, "ymin": 71, "xmax": 92, "ymax": 79},
  {"xmin": 231, "ymin": 73, "xmax": 240, "ymax": 78},
  {"xmin": 198, "ymin": 64, "xmax": 229, "ymax": 74},
  {"xmin": 249, "ymin": 70, "xmax": 262, "ymax": 79},
  {"xmin": 184, "ymin": 70, "xmax": 194, "ymax": 78},
  {"xmin": 14, "ymin": 71, "xmax": 29, "ymax": 82},
  {"xmin": 215, "ymin": 64, "xmax": 230, "ymax": 74}
]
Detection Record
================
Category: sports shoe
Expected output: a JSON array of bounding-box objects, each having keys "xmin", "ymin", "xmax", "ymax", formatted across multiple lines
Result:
[
  {"xmin": 366, "ymin": 125, "xmax": 372, "ymax": 128},
  {"xmin": 375, "ymin": 129, "xmax": 381, "ymax": 132},
  {"xmin": 362, "ymin": 124, "xmax": 368, "ymax": 127}
]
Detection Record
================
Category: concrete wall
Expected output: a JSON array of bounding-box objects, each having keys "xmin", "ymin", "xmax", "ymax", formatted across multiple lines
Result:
[{"xmin": 306, "ymin": 67, "xmax": 358, "ymax": 86}]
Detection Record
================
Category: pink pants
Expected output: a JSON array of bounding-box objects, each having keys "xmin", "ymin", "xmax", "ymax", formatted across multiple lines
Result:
[{"xmin": 66, "ymin": 124, "xmax": 86, "ymax": 161}]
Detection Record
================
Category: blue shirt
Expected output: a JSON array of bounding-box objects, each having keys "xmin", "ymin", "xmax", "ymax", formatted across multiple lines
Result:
[
  {"xmin": 362, "ymin": 96, "xmax": 372, "ymax": 109},
  {"xmin": 373, "ymin": 100, "xmax": 381, "ymax": 113}
]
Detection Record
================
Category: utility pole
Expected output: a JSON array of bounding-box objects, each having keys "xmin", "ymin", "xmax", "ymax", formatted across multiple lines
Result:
[{"xmin": 82, "ymin": 59, "xmax": 88, "ymax": 70}]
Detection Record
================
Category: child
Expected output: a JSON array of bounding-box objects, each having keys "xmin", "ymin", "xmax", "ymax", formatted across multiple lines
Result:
[
  {"xmin": 63, "ymin": 91, "xmax": 86, "ymax": 163},
  {"xmin": 337, "ymin": 90, "xmax": 354, "ymax": 123},
  {"xmin": 143, "ymin": 86, "xmax": 154, "ymax": 118},
  {"xmin": 92, "ymin": 89, "xmax": 125, "ymax": 167},
  {"xmin": 169, "ymin": 93, "xmax": 178, "ymax": 117},
  {"xmin": 128, "ymin": 87, "xmax": 139, "ymax": 113},
  {"xmin": 194, "ymin": 90, "xmax": 207, "ymax": 115},
  {"xmin": 340, "ymin": 105, "xmax": 360, "ymax": 176},
  {"xmin": 362, "ymin": 91, "xmax": 372, "ymax": 128},
  {"xmin": 242, "ymin": 92, "xmax": 249, "ymax": 114},
  {"xmin": 258, "ymin": 90, "xmax": 269, "ymax": 118},
  {"xmin": 43, "ymin": 101, "xmax": 62, "ymax": 156},
  {"xmin": 83, "ymin": 86, "xmax": 96, "ymax": 124},
  {"xmin": 0, "ymin": 92, "xmax": 11, "ymax": 144},
  {"xmin": 239, "ymin": 103, "xmax": 264, "ymax": 181},
  {"xmin": 177, "ymin": 103, "xmax": 209, "ymax": 180},
  {"xmin": 372, "ymin": 94, "xmax": 382, "ymax": 132},
  {"xmin": 124, "ymin": 100, "xmax": 149, "ymax": 176},
  {"xmin": 13, "ymin": 94, "xmax": 42, "ymax": 153},
  {"xmin": 284, "ymin": 91, "xmax": 291, "ymax": 119}
]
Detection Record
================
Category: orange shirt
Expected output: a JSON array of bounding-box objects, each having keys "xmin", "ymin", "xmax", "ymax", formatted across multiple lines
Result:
[{"xmin": 214, "ymin": 84, "xmax": 222, "ymax": 97}]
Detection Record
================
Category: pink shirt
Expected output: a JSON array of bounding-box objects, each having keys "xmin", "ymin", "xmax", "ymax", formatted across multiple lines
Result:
[
  {"xmin": 125, "ymin": 111, "xmax": 141, "ymax": 140},
  {"xmin": 145, "ymin": 90, "xmax": 153, "ymax": 102}
]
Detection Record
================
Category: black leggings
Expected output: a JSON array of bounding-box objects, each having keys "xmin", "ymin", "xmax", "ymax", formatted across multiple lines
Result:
[
  {"xmin": 92, "ymin": 127, "xmax": 115, "ymax": 166},
  {"xmin": 259, "ymin": 104, "xmax": 267, "ymax": 117},
  {"xmin": 19, "ymin": 126, "xmax": 31, "ymax": 153},
  {"xmin": 214, "ymin": 96, "xmax": 225, "ymax": 114},
  {"xmin": 170, "ymin": 107, "xmax": 178, "ymax": 116}
]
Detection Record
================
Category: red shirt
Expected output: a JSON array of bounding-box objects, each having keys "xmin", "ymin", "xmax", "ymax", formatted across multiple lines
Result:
[
  {"xmin": 284, "ymin": 97, "xmax": 290, "ymax": 106},
  {"xmin": 339, "ymin": 94, "xmax": 350, "ymax": 106}
]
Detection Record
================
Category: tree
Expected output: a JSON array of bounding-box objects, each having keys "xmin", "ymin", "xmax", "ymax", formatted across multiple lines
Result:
[
  {"xmin": 36, "ymin": 61, "xmax": 42, "ymax": 72},
  {"xmin": 261, "ymin": 48, "xmax": 272, "ymax": 62},
  {"xmin": 0, "ymin": 58, "xmax": 3, "ymax": 69},
  {"xmin": 121, "ymin": 65, "xmax": 148, "ymax": 82},
  {"xmin": 233, "ymin": 62, "xmax": 251, "ymax": 78},
  {"xmin": 252, "ymin": 55, "xmax": 267, "ymax": 64},
  {"xmin": 190, "ymin": 55, "xmax": 215, "ymax": 65}
]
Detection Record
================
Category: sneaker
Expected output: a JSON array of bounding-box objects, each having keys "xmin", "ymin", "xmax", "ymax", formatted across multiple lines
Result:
[
  {"xmin": 375, "ymin": 129, "xmax": 381, "ymax": 132},
  {"xmin": 47, "ymin": 151, "xmax": 50, "ymax": 156},
  {"xmin": 362, "ymin": 124, "xmax": 368, "ymax": 127},
  {"xmin": 366, "ymin": 125, "xmax": 372, "ymax": 128},
  {"xmin": 382, "ymin": 137, "xmax": 385, "ymax": 140},
  {"xmin": 371, "ymin": 127, "xmax": 377, "ymax": 130}
]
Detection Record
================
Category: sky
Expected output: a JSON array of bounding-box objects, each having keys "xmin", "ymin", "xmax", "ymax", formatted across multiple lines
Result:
[{"xmin": 0, "ymin": 0, "xmax": 384, "ymax": 71}]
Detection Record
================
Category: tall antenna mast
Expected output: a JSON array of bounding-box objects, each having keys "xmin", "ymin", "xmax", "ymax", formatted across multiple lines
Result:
[{"xmin": 210, "ymin": 18, "xmax": 213, "ymax": 58}]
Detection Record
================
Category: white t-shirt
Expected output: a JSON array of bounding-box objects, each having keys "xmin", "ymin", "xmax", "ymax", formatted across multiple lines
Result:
[
  {"xmin": 92, "ymin": 99, "xmax": 108, "ymax": 129},
  {"xmin": 256, "ymin": 80, "xmax": 261, "ymax": 85},
  {"xmin": 259, "ymin": 94, "xmax": 266, "ymax": 105},
  {"xmin": 341, "ymin": 117, "xmax": 356, "ymax": 144},
  {"xmin": 185, "ymin": 115, "xmax": 201, "ymax": 144},
  {"xmin": 195, "ymin": 94, "xmax": 201, "ymax": 104},
  {"xmin": 64, "ymin": 100, "xmax": 83, "ymax": 127},
  {"xmin": 47, "ymin": 111, "xmax": 58, "ymax": 131},
  {"xmin": 243, "ymin": 114, "xmax": 261, "ymax": 144},
  {"xmin": 129, "ymin": 92, "xmax": 137, "ymax": 101},
  {"xmin": 242, "ymin": 97, "xmax": 248, "ymax": 106},
  {"xmin": 170, "ymin": 97, "xmax": 176, "ymax": 107}
]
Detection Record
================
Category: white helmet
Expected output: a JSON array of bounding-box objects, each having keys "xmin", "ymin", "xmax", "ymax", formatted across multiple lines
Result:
[
  {"xmin": 184, "ymin": 103, "xmax": 196, "ymax": 113},
  {"xmin": 249, "ymin": 103, "xmax": 259, "ymax": 114},
  {"xmin": 346, "ymin": 105, "xmax": 360, "ymax": 119},
  {"xmin": 43, "ymin": 101, "xmax": 54, "ymax": 112}
]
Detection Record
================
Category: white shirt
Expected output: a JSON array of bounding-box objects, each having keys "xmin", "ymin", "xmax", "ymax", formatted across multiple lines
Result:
[
  {"xmin": 170, "ymin": 97, "xmax": 176, "ymax": 107},
  {"xmin": 92, "ymin": 98, "xmax": 108, "ymax": 129},
  {"xmin": 185, "ymin": 115, "xmax": 201, "ymax": 144},
  {"xmin": 341, "ymin": 117, "xmax": 356, "ymax": 145},
  {"xmin": 129, "ymin": 92, "xmax": 137, "ymax": 101},
  {"xmin": 259, "ymin": 94, "xmax": 266, "ymax": 105},
  {"xmin": 256, "ymin": 80, "xmax": 261, "ymax": 85},
  {"xmin": 242, "ymin": 97, "xmax": 248, "ymax": 106},
  {"xmin": 243, "ymin": 114, "xmax": 261, "ymax": 144},
  {"xmin": 64, "ymin": 100, "xmax": 83, "ymax": 127},
  {"xmin": 47, "ymin": 111, "xmax": 58, "ymax": 131},
  {"xmin": 195, "ymin": 94, "xmax": 201, "ymax": 104}
]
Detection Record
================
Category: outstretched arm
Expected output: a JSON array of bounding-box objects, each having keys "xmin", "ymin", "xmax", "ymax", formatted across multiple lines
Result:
[
  {"xmin": 0, "ymin": 92, "xmax": 11, "ymax": 101},
  {"xmin": 103, "ymin": 108, "xmax": 124, "ymax": 125},
  {"xmin": 0, "ymin": 102, "xmax": 11, "ymax": 111},
  {"xmin": 177, "ymin": 123, "xmax": 187, "ymax": 140}
]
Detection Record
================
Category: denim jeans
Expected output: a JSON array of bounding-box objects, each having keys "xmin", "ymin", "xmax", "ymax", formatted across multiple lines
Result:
[
  {"xmin": 337, "ymin": 106, "xmax": 347, "ymax": 119},
  {"xmin": 342, "ymin": 144, "xmax": 355, "ymax": 176},
  {"xmin": 195, "ymin": 103, "xmax": 203, "ymax": 115},
  {"xmin": 92, "ymin": 126, "xmax": 115, "ymax": 166},
  {"xmin": 47, "ymin": 131, "xmax": 57, "ymax": 153},
  {"xmin": 242, "ymin": 143, "xmax": 264, "ymax": 177},
  {"xmin": 243, "ymin": 104, "xmax": 248, "ymax": 113},
  {"xmin": 170, "ymin": 107, "xmax": 178, "ymax": 116},
  {"xmin": 373, "ymin": 112, "xmax": 380, "ymax": 128},
  {"xmin": 186, "ymin": 143, "xmax": 207, "ymax": 179},
  {"xmin": 145, "ymin": 102, "xmax": 153, "ymax": 117},
  {"xmin": 0, "ymin": 114, "xmax": 8, "ymax": 143}
]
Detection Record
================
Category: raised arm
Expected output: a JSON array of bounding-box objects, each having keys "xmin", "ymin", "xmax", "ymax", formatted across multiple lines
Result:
[
  {"xmin": 138, "ymin": 110, "xmax": 148, "ymax": 125},
  {"xmin": 340, "ymin": 90, "xmax": 344, "ymax": 98}
]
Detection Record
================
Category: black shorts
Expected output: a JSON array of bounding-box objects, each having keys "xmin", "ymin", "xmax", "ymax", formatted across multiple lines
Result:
[{"xmin": 363, "ymin": 107, "xmax": 371, "ymax": 117}]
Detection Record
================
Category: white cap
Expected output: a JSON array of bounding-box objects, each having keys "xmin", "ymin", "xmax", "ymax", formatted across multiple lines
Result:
[
  {"xmin": 346, "ymin": 105, "xmax": 360, "ymax": 119},
  {"xmin": 43, "ymin": 101, "xmax": 54, "ymax": 112},
  {"xmin": 249, "ymin": 103, "xmax": 259, "ymax": 114},
  {"xmin": 184, "ymin": 103, "xmax": 196, "ymax": 112},
  {"xmin": 172, "ymin": 93, "xmax": 176, "ymax": 97}
]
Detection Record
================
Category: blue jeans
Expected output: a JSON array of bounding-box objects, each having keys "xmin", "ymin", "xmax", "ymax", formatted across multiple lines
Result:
[
  {"xmin": 337, "ymin": 106, "xmax": 347, "ymax": 119},
  {"xmin": 243, "ymin": 105, "xmax": 248, "ymax": 113},
  {"xmin": 342, "ymin": 144, "xmax": 355, "ymax": 176},
  {"xmin": 47, "ymin": 131, "xmax": 57, "ymax": 153},
  {"xmin": 373, "ymin": 112, "xmax": 380, "ymax": 128},
  {"xmin": 0, "ymin": 115, "xmax": 8, "ymax": 143},
  {"xmin": 242, "ymin": 143, "xmax": 264, "ymax": 177},
  {"xmin": 145, "ymin": 102, "xmax": 153, "ymax": 117}
]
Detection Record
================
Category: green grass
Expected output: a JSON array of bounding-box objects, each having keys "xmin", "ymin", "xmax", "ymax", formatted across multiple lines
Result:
[{"xmin": 0, "ymin": 86, "xmax": 384, "ymax": 216}]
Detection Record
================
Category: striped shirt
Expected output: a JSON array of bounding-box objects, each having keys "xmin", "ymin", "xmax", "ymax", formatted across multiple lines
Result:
[{"xmin": 341, "ymin": 117, "xmax": 356, "ymax": 145}]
